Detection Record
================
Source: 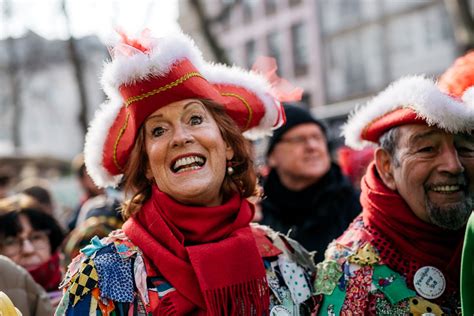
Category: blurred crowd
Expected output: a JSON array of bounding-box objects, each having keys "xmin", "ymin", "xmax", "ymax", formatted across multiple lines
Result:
[
  {"xmin": 0, "ymin": 154, "xmax": 123, "ymax": 314},
  {"xmin": 0, "ymin": 114, "xmax": 370, "ymax": 314}
]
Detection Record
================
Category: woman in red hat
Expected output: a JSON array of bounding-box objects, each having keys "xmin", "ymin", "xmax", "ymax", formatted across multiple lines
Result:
[{"xmin": 56, "ymin": 30, "xmax": 317, "ymax": 315}]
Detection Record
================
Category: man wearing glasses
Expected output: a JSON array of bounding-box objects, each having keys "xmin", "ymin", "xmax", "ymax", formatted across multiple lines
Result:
[{"xmin": 261, "ymin": 104, "xmax": 362, "ymax": 263}]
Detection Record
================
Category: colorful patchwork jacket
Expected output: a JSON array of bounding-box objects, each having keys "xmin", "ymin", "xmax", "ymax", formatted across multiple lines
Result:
[
  {"xmin": 55, "ymin": 224, "xmax": 318, "ymax": 315},
  {"xmin": 314, "ymin": 217, "xmax": 461, "ymax": 316}
]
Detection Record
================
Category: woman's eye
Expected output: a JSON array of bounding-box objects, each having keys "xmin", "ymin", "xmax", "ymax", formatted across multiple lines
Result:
[
  {"xmin": 151, "ymin": 126, "xmax": 165, "ymax": 137},
  {"xmin": 190, "ymin": 115, "xmax": 203, "ymax": 125}
]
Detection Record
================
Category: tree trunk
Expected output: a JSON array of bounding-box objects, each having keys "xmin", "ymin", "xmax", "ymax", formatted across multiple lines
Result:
[
  {"xmin": 62, "ymin": 0, "xmax": 89, "ymax": 139},
  {"xmin": 3, "ymin": 0, "xmax": 22, "ymax": 150},
  {"xmin": 444, "ymin": 0, "xmax": 474, "ymax": 52},
  {"xmin": 189, "ymin": 0, "xmax": 230, "ymax": 64}
]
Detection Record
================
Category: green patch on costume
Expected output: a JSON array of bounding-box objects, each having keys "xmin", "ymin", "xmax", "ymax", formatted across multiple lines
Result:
[
  {"xmin": 314, "ymin": 260, "xmax": 343, "ymax": 295},
  {"xmin": 318, "ymin": 285, "xmax": 345, "ymax": 316},
  {"xmin": 372, "ymin": 264, "xmax": 416, "ymax": 304}
]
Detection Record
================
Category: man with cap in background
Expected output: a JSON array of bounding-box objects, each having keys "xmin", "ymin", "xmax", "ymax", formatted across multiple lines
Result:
[
  {"xmin": 260, "ymin": 104, "xmax": 361, "ymax": 263},
  {"xmin": 314, "ymin": 76, "xmax": 474, "ymax": 315}
]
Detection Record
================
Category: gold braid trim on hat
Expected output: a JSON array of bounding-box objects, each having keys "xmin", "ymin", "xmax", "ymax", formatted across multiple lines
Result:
[
  {"xmin": 113, "ymin": 72, "xmax": 204, "ymax": 171},
  {"xmin": 113, "ymin": 111, "xmax": 130, "ymax": 171},
  {"xmin": 124, "ymin": 72, "xmax": 204, "ymax": 107},
  {"xmin": 220, "ymin": 92, "xmax": 253, "ymax": 130}
]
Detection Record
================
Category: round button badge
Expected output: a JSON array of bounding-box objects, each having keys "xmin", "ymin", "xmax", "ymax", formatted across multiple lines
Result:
[
  {"xmin": 270, "ymin": 305, "xmax": 291, "ymax": 316},
  {"xmin": 413, "ymin": 266, "xmax": 446, "ymax": 299}
]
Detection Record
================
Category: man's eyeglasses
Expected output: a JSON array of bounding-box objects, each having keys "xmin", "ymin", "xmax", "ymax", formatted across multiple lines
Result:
[
  {"xmin": 279, "ymin": 134, "xmax": 324, "ymax": 145},
  {"xmin": 0, "ymin": 230, "xmax": 50, "ymax": 256}
]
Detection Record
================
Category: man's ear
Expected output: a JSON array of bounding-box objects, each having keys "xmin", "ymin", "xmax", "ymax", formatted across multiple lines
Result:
[{"xmin": 374, "ymin": 148, "xmax": 397, "ymax": 190}]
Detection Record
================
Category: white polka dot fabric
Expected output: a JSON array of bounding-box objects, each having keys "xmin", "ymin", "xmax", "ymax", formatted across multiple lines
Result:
[{"xmin": 277, "ymin": 256, "xmax": 311, "ymax": 304}]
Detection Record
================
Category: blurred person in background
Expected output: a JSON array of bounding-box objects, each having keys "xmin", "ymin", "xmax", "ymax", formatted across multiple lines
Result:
[
  {"xmin": 0, "ymin": 168, "xmax": 13, "ymax": 199},
  {"xmin": 62, "ymin": 192, "xmax": 123, "ymax": 265},
  {"xmin": 315, "ymin": 76, "xmax": 473, "ymax": 315},
  {"xmin": 0, "ymin": 201, "xmax": 65, "ymax": 304},
  {"xmin": 337, "ymin": 146, "xmax": 375, "ymax": 190},
  {"xmin": 15, "ymin": 179, "xmax": 55, "ymax": 216},
  {"xmin": 0, "ymin": 255, "xmax": 54, "ymax": 316},
  {"xmin": 67, "ymin": 153, "xmax": 104, "ymax": 231},
  {"xmin": 437, "ymin": 50, "xmax": 474, "ymax": 316},
  {"xmin": 261, "ymin": 104, "xmax": 361, "ymax": 263}
]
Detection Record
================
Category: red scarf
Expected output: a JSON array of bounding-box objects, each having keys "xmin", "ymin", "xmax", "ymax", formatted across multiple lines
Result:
[
  {"xmin": 28, "ymin": 251, "xmax": 62, "ymax": 292},
  {"xmin": 361, "ymin": 162, "xmax": 464, "ymax": 290},
  {"xmin": 123, "ymin": 186, "xmax": 269, "ymax": 315}
]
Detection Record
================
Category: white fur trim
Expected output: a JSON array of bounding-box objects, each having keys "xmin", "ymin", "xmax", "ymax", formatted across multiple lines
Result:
[
  {"xmin": 101, "ymin": 32, "xmax": 205, "ymax": 97},
  {"xmin": 202, "ymin": 62, "xmax": 283, "ymax": 139},
  {"xmin": 84, "ymin": 97, "xmax": 124, "ymax": 188},
  {"xmin": 342, "ymin": 75, "xmax": 474, "ymax": 149}
]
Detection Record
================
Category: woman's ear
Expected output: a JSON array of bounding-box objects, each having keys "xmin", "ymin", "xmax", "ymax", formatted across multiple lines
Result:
[
  {"xmin": 374, "ymin": 148, "xmax": 397, "ymax": 190},
  {"xmin": 225, "ymin": 143, "xmax": 234, "ymax": 161},
  {"xmin": 145, "ymin": 165, "xmax": 154, "ymax": 182}
]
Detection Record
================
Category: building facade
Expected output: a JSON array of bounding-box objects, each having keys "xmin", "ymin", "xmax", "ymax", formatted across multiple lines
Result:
[{"xmin": 179, "ymin": 0, "xmax": 459, "ymax": 136}]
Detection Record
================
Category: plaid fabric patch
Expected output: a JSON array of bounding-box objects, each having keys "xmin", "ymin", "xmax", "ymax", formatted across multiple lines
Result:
[{"xmin": 69, "ymin": 258, "xmax": 99, "ymax": 306}]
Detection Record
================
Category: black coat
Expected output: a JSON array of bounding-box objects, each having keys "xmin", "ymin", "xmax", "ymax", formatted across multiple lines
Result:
[{"xmin": 261, "ymin": 163, "xmax": 362, "ymax": 263}]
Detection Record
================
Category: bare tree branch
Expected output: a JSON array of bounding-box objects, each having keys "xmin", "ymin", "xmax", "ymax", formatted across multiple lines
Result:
[
  {"xmin": 189, "ymin": 0, "xmax": 231, "ymax": 64},
  {"xmin": 444, "ymin": 0, "xmax": 474, "ymax": 52},
  {"xmin": 3, "ymin": 0, "xmax": 22, "ymax": 150},
  {"xmin": 61, "ymin": 0, "xmax": 89, "ymax": 139}
]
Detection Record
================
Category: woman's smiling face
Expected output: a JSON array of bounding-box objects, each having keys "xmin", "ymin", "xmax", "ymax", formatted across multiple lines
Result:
[{"xmin": 144, "ymin": 99, "xmax": 234, "ymax": 206}]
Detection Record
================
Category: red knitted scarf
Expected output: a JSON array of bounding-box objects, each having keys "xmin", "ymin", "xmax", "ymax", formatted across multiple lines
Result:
[
  {"xmin": 123, "ymin": 186, "xmax": 269, "ymax": 315},
  {"xmin": 28, "ymin": 251, "xmax": 62, "ymax": 292},
  {"xmin": 361, "ymin": 163, "xmax": 464, "ymax": 290}
]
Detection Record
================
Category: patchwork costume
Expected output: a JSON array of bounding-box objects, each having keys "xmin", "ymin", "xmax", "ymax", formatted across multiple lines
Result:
[
  {"xmin": 315, "ymin": 76, "xmax": 474, "ymax": 315},
  {"xmin": 56, "ymin": 30, "xmax": 317, "ymax": 315},
  {"xmin": 56, "ymin": 219, "xmax": 317, "ymax": 315}
]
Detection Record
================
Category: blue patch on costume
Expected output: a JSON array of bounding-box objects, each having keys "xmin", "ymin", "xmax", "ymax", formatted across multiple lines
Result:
[
  {"xmin": 66, "ymin": 291, "xmax": 91, "ymax": 316},
  {"xmin": 96, "ymin": 243, "xmax": 115, "ymax": 256},
  {"xmin": 93, "ymin": 251, "xmax": 134, "ymax": 302}
]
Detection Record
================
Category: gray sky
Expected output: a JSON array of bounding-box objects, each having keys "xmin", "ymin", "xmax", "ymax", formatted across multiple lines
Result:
[{"xmin": 0, "ymin": 0, "xmax": 180, "ymax": 40}]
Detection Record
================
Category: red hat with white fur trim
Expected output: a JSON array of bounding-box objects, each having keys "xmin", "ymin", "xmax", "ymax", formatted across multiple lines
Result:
[
  {"xmin": 342, "ymin": 75, "xmax": 474, "ymax": 149},
  {"xmin": 85, "ymin": 30, "xmax": 302, "ymax": 188}
]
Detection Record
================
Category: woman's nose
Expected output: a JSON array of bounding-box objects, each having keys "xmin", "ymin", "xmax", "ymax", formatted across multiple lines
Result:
[{"xmin": 171, "ymin": 126, "xmax": 194, "ymax": 147}]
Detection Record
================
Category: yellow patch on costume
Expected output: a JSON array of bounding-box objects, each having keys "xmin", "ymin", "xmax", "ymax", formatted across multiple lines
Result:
[
  {"xmin": 348, "ymin": 243, "xmax": 380, "ymax": 266},
  {"xmin": 409, "ymin": 296, "xmax": 443, "ymax": 316}
]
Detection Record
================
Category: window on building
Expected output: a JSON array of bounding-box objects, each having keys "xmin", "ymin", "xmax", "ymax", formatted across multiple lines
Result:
[
  {"xmin": 291, "ymin": 23, "xmax": 308, "ymax": 76},
  {"xmin": 245, "ymin": 40, "xmax": 256, "ymax": 69},
  {"xmin": 289, "ymin": 0, "xmax": 302, "ymax": 7},
  {"xmin": 266, "ymin": 31, "xmax": 282, "ymax": 74},
  {"xmin": 344, "ymin": 37, "xmax": 367, "ymax": 94},
  {"xmin": 265, "ymin": 0, "xmax": 277, "ymax": 15},
  {"xmin": 242, "ymin": 0, "xmax": 254, "ymax": 23}
]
